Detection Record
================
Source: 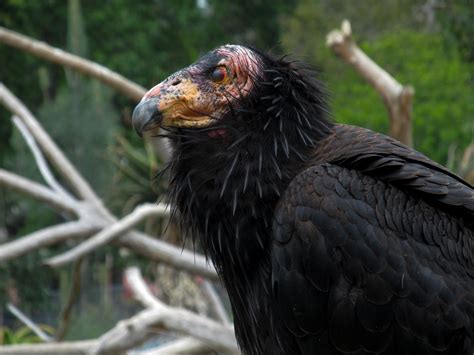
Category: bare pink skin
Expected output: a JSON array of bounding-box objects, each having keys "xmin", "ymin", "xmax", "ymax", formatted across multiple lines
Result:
[{"xmin": 140, "ymin": 45, "xmax": 262, "ymax": 127}]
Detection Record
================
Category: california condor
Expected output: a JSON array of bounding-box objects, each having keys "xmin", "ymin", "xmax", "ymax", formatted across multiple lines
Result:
[{"xmin": 132, "ymin": 45, "xmax": 474, "ymax": 355}]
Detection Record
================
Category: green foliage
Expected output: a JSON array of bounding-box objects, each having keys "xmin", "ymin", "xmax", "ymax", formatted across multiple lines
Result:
[
  {"xmin": 360, "ymin": 31, "xmax": 474, "ymax": 163},
  {"xmin": 437, "ymin": 0, "xmax": 474, "ymax": 64},
  {"xmin": 328, "ymin": 31, "xmax": 474, "ymax": 164},
  {"xmin": 282, "ymin": 1, "xmax": 473, "ymax": 165},
  {"xmin": 0, "ymin": 324, "xmax": 54, "ymax": 345}
]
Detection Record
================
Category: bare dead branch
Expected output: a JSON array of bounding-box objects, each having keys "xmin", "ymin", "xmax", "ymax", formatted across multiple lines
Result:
[
  {"xmin": 126, "ymin": 266, "xmax": 163, "ymax": 309},
  {"xmin": 90, "ymin": 306, "xmax": 240, "ymax": 354},
  {"xmin": 0, "ymin": 82, "xmax": 106, "ymax": 209},
  {"xmin": 0, "ymin": 169, "xmax": 77, "ymax": 214},
  {"xmin": 119, "ymin": 230, "xmax": 218, "ymax": 280},
  {"xmin": 0, "ymin": 84, "xmax": 217, "ymax": 279},
  {"xmin": 125, "ymin": 268, "xmax": 229, "ymax": 355},
  {"xmin": 137, "ymin": 338, "xmax": 212, "ymax": 355},
  {"xmin": 45, "ymin": 203, "xmax": 170, "ymax": 267},
  {"xmin": 86, "ymin": 267, "xmax": 237, "ymax": 355},
  {"xmin": 326, "ymin": 20, "xmax": 414, "ymax": 146},
  {"xmin": 0, "ymin": 221, "xmax": 98, "ymax": 262},
  {"xmin": 0, "ymin": 340, "xmax": 113, "ymax": 354},
  {"xmin": 12, "ymin": 115, "xmax": 73, "ymax": 199},
  {"xmin": 0, "ymin": 26, "xmax": 146, "ymax": 101},
  {"xmin": 6, "ymin": 303, "xmax": 54, "ymax": 342}
]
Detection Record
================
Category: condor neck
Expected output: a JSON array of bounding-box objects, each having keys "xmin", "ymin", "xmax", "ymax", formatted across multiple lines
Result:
[
  {"xmin": 167, "ymin": 64, "xmax": 333, "ymax": 272},
  {"xmin": 163, "ymin": 56, "xmax": 334, "ymax": 354}
]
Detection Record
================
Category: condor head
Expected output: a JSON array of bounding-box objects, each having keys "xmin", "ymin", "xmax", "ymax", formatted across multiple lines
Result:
[{"xmin": 132, "ymin": 45, "xmax": 263, "ymax": 135}]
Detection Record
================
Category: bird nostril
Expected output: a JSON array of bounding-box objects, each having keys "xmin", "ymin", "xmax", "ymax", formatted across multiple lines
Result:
[{"xmin": 171, "ymin": 78, "xmax": 181, "ymax": 86}]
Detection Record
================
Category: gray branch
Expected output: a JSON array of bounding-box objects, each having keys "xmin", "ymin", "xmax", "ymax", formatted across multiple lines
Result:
[
  {"xmin": 45, "ymin": 203, "xmax": 170, "ymax": 267},
  {"xmin": 12, "ymin": 115, "xmax": 73, "ymax": 199},
  {"xmin": 327, "ymin": 20, "xmax": 414, "ymax": 146},
  {"xmin": 0, "ymin": 221, "xmax": 99, "ymax": 262},
  {"xmin": 87, "ymin": 267, "xmax": 237, "ymax": 355},
  {"xmin": 0, "ymin": 82, "xmax": 106, "ymax": 208},
  {"xmin": 0, "ymin": 82, "xmax": 217, "ymax": 280},
  {"xmin": 0, "ymin": 169, "xmax": 78, "ymax": 214},
  {"xmin": 0, "ymin": 26, "xmax": 145, "ymax": 101}
]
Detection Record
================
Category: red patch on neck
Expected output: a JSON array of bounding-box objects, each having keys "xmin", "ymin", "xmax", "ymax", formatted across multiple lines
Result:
[{"xmin": 207, "ymin": 129, "xmax": 227, "ymax": 138}]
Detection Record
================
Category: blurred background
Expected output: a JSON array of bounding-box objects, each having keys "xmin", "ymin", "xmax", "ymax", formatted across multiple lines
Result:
[{"xmin": 0, "ymin": 0, "xmax": 472, "ymax": 347}]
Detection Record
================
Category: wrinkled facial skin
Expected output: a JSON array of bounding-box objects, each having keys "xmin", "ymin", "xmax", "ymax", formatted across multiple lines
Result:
[{"xmin": 134, "ymin": 45, "xmax": 262, "ymax": 133}]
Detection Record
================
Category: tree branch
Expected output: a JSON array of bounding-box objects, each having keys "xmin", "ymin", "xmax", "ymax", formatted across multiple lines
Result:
[
  {"xmin": 0, "ymin": 340, "xmax": 102, "ymax": 354},
  {"xmin": 0, "ymin": 221, "xmax": 98, "ymax": 262},
  {"xmin": 125, "ymin": 266, "xmax": 163, "ymax": 309},
  {"xmin": 326, "ymin": 20, "xmax": 414, "ymax": 146},
  {"xmin": 86, "ymin": 267, "xmax": 238, "ymax": 355},
  {"xmin": 0, "ymin": 82, "xmax": 106, "ymax": 209},
  {"xmin": 0, "ymin": 26, "xmax": 146, "ymax": 101},
  {"xmin": 138, "ymin": 337, "xmax": 212, "ymax": 355},
  {"xmin": 45, "ymin": 203, "xmax": 170, "ymax": 267},
  {"xmin": 0, "ymin": 82, "xmax": 218, "ymax": 279},
  {"xmin": 12, "ymin": 115, "xmax": 73, "ymax": 199},
  {"xmin": 0, "ymin": 169, "xmax": 77, "ymax": 214},
  {"xmin": 119, "ymin": 230, "xmax": 218, "ymax": 280}
]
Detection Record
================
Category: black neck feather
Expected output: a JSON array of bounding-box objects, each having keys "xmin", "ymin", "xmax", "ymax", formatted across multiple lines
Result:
[{"xmin": 161, "ymin": 52, "xmax": 333, "ymax": 354}]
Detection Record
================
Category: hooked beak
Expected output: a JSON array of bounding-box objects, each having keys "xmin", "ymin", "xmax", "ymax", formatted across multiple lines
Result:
[
  {"xmin": 132, "ymin": 72, "xmax": 213, "ymax": 137},
  {"xmin": 132, "ymin": 98, "xmax": 162, "ymax": 137}
]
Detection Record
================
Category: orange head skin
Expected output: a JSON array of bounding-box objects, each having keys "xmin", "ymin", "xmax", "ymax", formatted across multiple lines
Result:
[{"xmin": 132, "ymin": 45, "xmax": 262, "ymax": 134}]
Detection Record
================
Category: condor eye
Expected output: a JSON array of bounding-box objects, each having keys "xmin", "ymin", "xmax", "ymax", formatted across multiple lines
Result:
[{"xmin": 211, "ymin": 66, "xmax": 227, "ymax": 83}]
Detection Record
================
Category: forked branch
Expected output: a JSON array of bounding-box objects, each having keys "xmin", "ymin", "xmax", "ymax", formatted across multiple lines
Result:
[
  {"xmin": 88, "ymin": 267, "xmax": 238, "ymax": 354},
  {"xmin": 0, "ymin": 83, "xmax": 217, "ymax": 279},
  {"xmin": 45, "ymin": 203, "xmax": 170, "ymax": 267}
]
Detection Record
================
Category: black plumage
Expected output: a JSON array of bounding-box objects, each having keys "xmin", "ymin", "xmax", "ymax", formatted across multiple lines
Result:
[{"xmin": 132, "ymin": 45, "xmax": 474, "ymax": 354}]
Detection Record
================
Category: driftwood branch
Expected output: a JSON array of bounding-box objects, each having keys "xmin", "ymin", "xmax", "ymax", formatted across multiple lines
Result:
[
  {"xmin": 118, "ymin": 230, "xmax": 217, "ymax": 280},
  {"xmin": 87, "ymin": 267, "xmax": 238, "ymax": 355},
  {"xmin": 125, "ymin": 267, "xmax": 163, "ymax": 309},
  {"xmin": 45, "ymin": 203, "xmax": 170, "ymax": 267},
  {"xmin": 0, "ymin": 221, "xmax": 99, "ymax": 262},
  {"xmin": 0, "ymin": 82, "xmax": 105, "ymax": 208},
  {"xmin": 137, "ymin": 337, "xmax": 212, "ymax": 355},
  {"xmin": 0, "ymin": 340, "xmax": 101, "ymax": 354},
  {"xmin": 118, "ymin": 268, "xmax": 213, "ymax": 355},
  {"xmin": 327, "ymin": 20, "xmax": 414, "ymax": 146},
  {"xmin": 0, "ymin": 270, "xmax": 225, "ymax": 355},
  {"xmin": 0, "ymin": 169, "xmax": 77, "ymax": 214},
  {"xmin": 0, "ymin": 26, "xmax": 145, "ymax": 101},
  {"xmin": 12, "ymin": 115, "xmax": 73, "ymax": 199}
]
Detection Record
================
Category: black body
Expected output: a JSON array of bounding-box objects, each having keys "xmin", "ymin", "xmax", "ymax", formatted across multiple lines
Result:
[{"xmin": 154, "ymin": 48, "xmax": 474, "ymax": 354}]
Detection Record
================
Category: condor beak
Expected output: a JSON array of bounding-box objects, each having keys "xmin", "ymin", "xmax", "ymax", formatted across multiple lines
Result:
[
  {"xmin": 132, "ymin": 73, "xmax": 212, "ymax": 136},
  {"xmin": 132, "ymin": 98, "xmax": 162, "ymax": 137}
]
